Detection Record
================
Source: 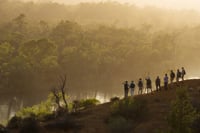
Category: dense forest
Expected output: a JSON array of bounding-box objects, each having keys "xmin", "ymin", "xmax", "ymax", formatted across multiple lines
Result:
[{"xmin": 1, "ymin": 0, "xmax": 200, "ymax": 105}]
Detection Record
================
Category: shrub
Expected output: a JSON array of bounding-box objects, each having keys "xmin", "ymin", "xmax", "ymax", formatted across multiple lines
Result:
[
  {"xmin": 192, "ymin": 117, "xmax": 200, "ymax": 133},
  {"xmin": 7, "ymin": 116, "xmax": 22, "ymax": 129},
  {"xmin": 111, "ymin": 97, "xmax": 147, "ymax": 120},
  {"xmin": 108, "ymin": 116, "xmax": 132, "ymax": 133},
  {"xmin": 167, "ymin": 88, "xmax": 200, "ymax": 133},
  {"xmin": 80, "ymin": 98, "xmax": 100, "ymax": 108},
  {"xmin": 16, "ymin": 101, "xmax": 53, "ymax": 119},
  {"xmin": 0, "ymin": 124, "xmax": 7, "ymax": 133},
  {"xmin": 44, "ymin": 115, "xmax": 81, "ymax": 131},
  {"xmin": 16, "ymin": 94, "xmax": 55, "ymax": 119},
  {"xmin": 72, "ymin": 98, "xmax": 100, "ymax": 111},
  {"xmin": 19, "ymin": 117, "xmax": 40, "ymax": 133},
  {"xmin": 110, "ymin": 97, "xmax": 120, "ymax": 102}
]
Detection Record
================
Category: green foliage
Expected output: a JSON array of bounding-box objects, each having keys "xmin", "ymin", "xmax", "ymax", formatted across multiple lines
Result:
[
  {"xmin": 111, "ymin": 97, "xmax": 147, "ymax": 120},
  {"xmin": 108, "ymin": 98, "xmax": 146, "ymax": 133},
  {"xmin": 167, "ymin": 88, "xmax": 200, "ymax": 133},
  {"xmin": 79, "ymin": 99, "xmax": 100, "ymax": 109},
  {"xmin": 1, "ymin": 2, "xmax": 200, "ymax": 103},
  {"xmin": 108, "ymin": 116, "xmax": 132, "ymax": 133},
  {"xmin": 72, "ymin": 98, "xmax": 100, "ymax": 112},
  {"xmin": 16, "ymin": 94, "xmax": 55, "ymax": 119}
]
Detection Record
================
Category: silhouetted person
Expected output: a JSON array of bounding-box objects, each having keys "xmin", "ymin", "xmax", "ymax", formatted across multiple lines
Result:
[
  {"xmin": 170, "ymin": 70, "xmax": 175, "ymax": 83},
  {"xmin": 130, "ymin": 81, "xmax": 135, "ymax": 96},
  {"xmin": 123, "ymin": 81, "xmax": 129, "ymax": 98},
  {"xmin": 155, "ymin": 76, "xmax": 161, "ymax": 91},
  {"xmin": 138, "ymin": 78, "xmax": 143, "ymax": 95},
  {"xmin": 146, "ymin": 77, "xmax": 152, "ymax": 94},
  {"xmin": 164, "ymin": 74, "xmax": 169, "ymax": 90},
  {"xmin": 181, "ymin": 67, "xmax": 186, "ymax": 81},
  {"xmin": 176, "ymin": 69, "xmax": 181, "ymax": 82}
]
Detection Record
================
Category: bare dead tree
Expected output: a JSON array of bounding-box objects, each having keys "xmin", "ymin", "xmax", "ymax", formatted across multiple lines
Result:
[
  {"xmin": 59, "ymin": 75, "xmax": 69, "ymax": 112},
  {"xmin": 51, "ymin": 88, "xmax": 61, "ymax": 109},
  {"xmin": 51, "ymin": 75, "xmax": 69, "ymax": 114}
]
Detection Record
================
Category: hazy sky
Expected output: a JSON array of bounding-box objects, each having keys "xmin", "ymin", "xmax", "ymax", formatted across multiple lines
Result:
[{"xmin": 19, "ymin": 0, "xmax": 200, "ymax": 11}]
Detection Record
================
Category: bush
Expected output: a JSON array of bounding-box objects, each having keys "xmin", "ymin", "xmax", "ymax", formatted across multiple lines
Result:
[
  {"xmin": 80, "ymin": 98, "xmax": 100, "ymax": 108},
  {"xmin": 111, "ymin": 97, "xmax": 147, "ymax": 120},
  {"xmin": 0, "ymin": 124, "xmax": 7, "ymax": 133},
  {"xmin": 110, "ymin": 97, "xmax": 120, "ymax": 102},
  {"xmin": 44, "ymin": 115, "xmax": 80, "ymax": 131},
  {"xmin": 72, "ymin": 98, "xmax": 100, "ymax": 111},
  {"xmin": 7, "ymin": 116, "xmax": 22, "ymax": 129},
  {"xmin": 19, "ymin": 117, "xmax": 40, "ymax": 133},
  {"xmin": 16, "ymin": 94, "xmax": 55, "ymax": 119},
  {"xmin": 191, "ymin": 117, "xmax": 200, "ymax": 133},
  {"xmin": 108, "ymin": 97, "xmax": 147, "ymax": 133},
  {"xmin": 108, "ymin": 116, "xmax": 132, "ymax": 133},
  {"xmin": 16, "ymin": 102, "xmax": 52, "ymax": 120},
  {"xmin": 167, "ymin": 88, "xmax": 200, "ymax": 133}
]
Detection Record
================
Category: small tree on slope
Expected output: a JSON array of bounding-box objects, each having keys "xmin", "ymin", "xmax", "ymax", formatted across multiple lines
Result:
[{"xmin": 167, "ymin": 88, "xmax": 199, "ymax": 133}]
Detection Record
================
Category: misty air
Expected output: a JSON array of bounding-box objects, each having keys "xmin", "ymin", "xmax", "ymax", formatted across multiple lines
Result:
[{"xmin": 0, "ymin": 0, "xmax": 200, "ymax": 133}]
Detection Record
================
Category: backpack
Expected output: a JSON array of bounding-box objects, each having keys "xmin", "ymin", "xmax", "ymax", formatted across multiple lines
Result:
[
  {"xmin": 130, "ymin": 83, "xmax": 135, "ymax": 88},
  {"xmin": 138, "ymin": 81, "xmax": 143, "ymax": 87}
]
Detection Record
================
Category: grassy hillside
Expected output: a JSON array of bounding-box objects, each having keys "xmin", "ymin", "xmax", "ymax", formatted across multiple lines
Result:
[{"xmin": 4, "ymin": 79, "xmax": 200, "ymax": 133}]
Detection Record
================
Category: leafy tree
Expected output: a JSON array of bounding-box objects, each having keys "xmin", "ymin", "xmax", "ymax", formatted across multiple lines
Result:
[{"xmin": 167, "ymin": 88, "xmax": 200, "ymax": 133}]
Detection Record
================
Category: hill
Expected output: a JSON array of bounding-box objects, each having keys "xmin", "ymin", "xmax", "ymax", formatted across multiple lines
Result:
[
  {"xmin": 70, "ymin": 79, "xmax": 200, "ymax": 133},
  {"xmin": 4, "ymin": 79, "xmax": 200, "ymax": 133}
]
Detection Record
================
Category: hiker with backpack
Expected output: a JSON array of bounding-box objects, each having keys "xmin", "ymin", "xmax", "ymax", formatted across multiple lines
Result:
[
  {"xmin": 176, "ymin": 69, "xmax": 182, "ymax": 82},
  {"xmin": 146, "ymin": 77, "xmax": 152, "ymax": 94},
  {"xmin": 170, "ymin": 70, "xmax": 175, "ymax": 83},
  {"xmin": 123, "ymin": 81, "xmax": 129, "ymax": 98},
  {"xmin": 164, "ymin": 74, "xmax": 169, "ymax": 90},
  {"xmin": 130, "ymin": 81, "xmax": 135, "ymax": 96},
  {"xmin": 181, "ymin": 67, "xmax": 186, "ymax": 81},
  {"xmin": 138, "ymin": 78, "xmax": 143, "ymax": 95},
  {"xmin": 155, "ymin": 76, "xmax": 161, "ymax": 91}
]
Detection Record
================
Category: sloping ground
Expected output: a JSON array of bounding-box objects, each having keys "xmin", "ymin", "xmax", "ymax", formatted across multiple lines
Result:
[
  {"xmin": 8, "ymin": 79, "xmax": 200, "ymax": 133},
  {"xmin": 64, "ymin": 79, "xmax": 200, "ymax": 133}
]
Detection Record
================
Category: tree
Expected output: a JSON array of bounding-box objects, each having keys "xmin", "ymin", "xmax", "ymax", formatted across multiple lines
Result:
[
  {"xmin": 167, "ymin": 88, "xmax": 200, "ymax": 133},
  {"xmin": 51, "ymin": 75, "xmax": 69, "ymax": 113}
]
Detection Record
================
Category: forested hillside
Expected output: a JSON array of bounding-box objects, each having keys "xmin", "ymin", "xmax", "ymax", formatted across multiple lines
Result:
[{"xmin": 1, "ymin": 0, "xmax": 200, "ymax": 104}]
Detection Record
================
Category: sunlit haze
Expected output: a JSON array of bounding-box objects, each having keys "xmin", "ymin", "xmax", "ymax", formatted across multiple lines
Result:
[
  {"xmin": 1, "ymin": 0, "xmax": 200, "ymax": 127},
  {"xmin": 18, "ymin": 0, "xmax": 200, "ymax": 11}
]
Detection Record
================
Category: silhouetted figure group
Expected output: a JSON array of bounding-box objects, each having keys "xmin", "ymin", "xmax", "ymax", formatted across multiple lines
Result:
[{"xmin": 122, "ymin": 67, "xmax": 186, "ymax": 98}]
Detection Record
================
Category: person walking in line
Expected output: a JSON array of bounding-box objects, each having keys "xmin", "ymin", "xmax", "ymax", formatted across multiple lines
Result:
[
  {"xmin": 138, "ymin": 78, "xmax": 143, "ymax": 95},
  {"xmin": 146, "ymin": 77, "xmax": 152, "ymax": 94},
  {"xmin": 170, "ymin": 70, "xmax": 175, "ymax": 83},
  {"xmin": 164, "ymin": 74, "xmax": 169, "ymax": 90},
  {"xmin": 181, "ymin": 67, "xmax": 186, "ymax": 81},
  {"xmin": 176, "ymin": 69, "xmax": 181, "ymax": 82},
  {"xmin": 130, "ymin": 81, "xmax": 135, "ymax": 97},
  {"xmin": 123, "ymin": 81, "xmax": 129, "ymax": 98},
  {"xmin": 155, "ymin": 76, "xmax": 161, "ymax": 91}
]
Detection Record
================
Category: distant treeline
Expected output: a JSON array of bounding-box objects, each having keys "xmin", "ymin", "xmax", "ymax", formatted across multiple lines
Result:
[
  {"xmin": 0, "ymin": 1, "xmax": 200, "ymax": 104},
  {"xmin": 1, "ymin": 0, "xmax": 200, "ymax": 28}
]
